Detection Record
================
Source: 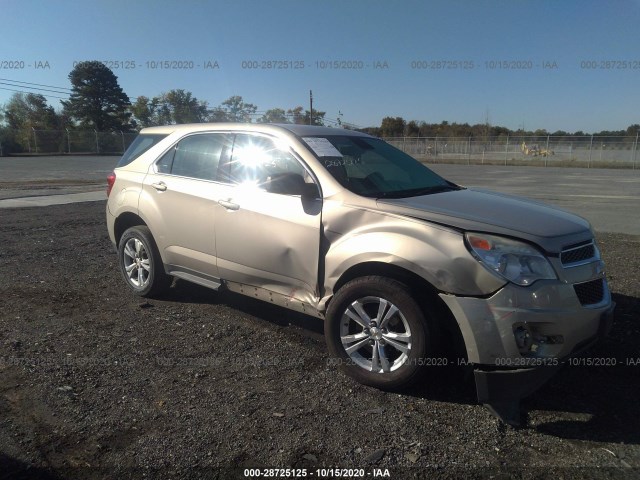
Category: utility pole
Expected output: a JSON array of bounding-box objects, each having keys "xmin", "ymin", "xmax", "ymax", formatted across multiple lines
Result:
[{"xmin": 309, "ymin": 90, "xmax": 313, "ymax": 125}]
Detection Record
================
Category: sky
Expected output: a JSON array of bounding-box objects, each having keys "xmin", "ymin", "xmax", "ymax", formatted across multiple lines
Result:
[{"xmin": 0, "ymin": 0, "xmax": 639, "ymax": 133}]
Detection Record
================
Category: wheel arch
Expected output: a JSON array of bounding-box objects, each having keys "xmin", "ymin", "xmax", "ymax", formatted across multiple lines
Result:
[
  {"xmin": 114, "ymin": 212, "xmax": 148, "ymax": 246},
  {"xmin": 330, "ymin": 262, "xmax": 467, "ymax": 360}
]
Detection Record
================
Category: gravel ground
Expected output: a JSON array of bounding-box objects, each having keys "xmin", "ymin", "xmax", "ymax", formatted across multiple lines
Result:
[{"xmin": 0, "ymin": 201, "xmax": 639, "ymax": 479}]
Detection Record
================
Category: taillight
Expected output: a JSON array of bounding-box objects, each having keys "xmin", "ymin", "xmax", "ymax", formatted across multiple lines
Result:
[{"xmin": 107, "ymin": 171, "xmax": 116, "ymax": 197}]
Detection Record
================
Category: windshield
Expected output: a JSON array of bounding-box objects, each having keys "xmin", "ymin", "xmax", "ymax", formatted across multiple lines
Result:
[{"xmin": 302, "ymin": 135, "xmax": 459, "ymax": 198}]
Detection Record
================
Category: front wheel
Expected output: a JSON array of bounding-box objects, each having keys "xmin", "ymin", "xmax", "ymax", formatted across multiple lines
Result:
[
  {"xmin": 325, "ymin": 276, "xmax": 436, "ymax": 390},
  {"xmin": 118, "ymin": 226, "xmax": 171, "ymax": 297}
]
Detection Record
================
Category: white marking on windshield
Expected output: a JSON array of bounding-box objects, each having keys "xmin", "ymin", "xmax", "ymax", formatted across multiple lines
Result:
[{"xmin": 303, "ymin": 137, "xmax": 343, "ymax": 157}]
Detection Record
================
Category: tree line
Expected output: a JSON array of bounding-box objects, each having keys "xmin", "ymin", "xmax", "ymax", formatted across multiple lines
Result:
[
  {"xmin": 1, "ymin": 61, "xmax": 638, "ymax": 154},
  {"xmin": 0, "ymin": 61, "xmax": 326, "ymax": 153},
  {"xmin": 364, "ymin": 117, "xmax": 640, "ymax": 139}
]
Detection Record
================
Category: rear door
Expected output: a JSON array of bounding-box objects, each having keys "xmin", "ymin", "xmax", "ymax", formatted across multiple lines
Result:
[
  {"xmin": 213, "ymin": 133, "xmax": 322, "ymax": 302},
  {"xmin": 139, "ymin": 132, "xmax": 232, "ymax": 282}
]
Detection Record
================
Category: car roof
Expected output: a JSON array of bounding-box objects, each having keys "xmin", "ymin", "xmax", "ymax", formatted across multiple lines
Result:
[
  {"xmin": 273, "ymin": 124, "xmax": 372, "ymax": 138},
  {"xmin": 139, "ymin": 123, "xmax": 374, "ymax": 139}
]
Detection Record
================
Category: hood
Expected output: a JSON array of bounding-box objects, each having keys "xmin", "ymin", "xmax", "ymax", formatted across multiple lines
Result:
[{"xmin": 377, "ymin": 188, "xmax": 593, "ymax": 252}]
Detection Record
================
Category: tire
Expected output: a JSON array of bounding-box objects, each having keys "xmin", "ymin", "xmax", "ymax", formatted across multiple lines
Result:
[
  {"xmin": 118, "ymin": 226, "xmax": 171, "ymax": 298},
  {"xmin": 325, "ymin": 276, "xmax": 435, "ymax": 390}
]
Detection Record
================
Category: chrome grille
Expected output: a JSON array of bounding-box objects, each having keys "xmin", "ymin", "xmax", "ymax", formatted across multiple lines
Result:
[
  {"xmin": 573, "ymin": 278, "xmax": 605, "ymax": 306},
  {"xmin": 561, "ymin": 241, "xmax": 596, "ymax": 266}
]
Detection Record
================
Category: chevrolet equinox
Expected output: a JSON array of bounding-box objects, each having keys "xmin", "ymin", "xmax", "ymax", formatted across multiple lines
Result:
[{"xmin": 106, "ymin": 123, "xmax": 615, "ymax": 424}]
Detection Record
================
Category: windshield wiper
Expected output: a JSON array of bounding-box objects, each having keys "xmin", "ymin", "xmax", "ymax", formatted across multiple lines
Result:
[{"xmin": 375, "ymin": 184, "xmax": 461, "ymax": 199}]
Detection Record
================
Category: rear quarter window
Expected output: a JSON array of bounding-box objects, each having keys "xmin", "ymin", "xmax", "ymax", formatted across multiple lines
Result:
[{"xmin": 117, "ymin": 134, "xmax": 167, "ymax": 168}]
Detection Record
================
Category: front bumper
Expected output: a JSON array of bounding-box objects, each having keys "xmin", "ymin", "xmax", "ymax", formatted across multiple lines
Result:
[
  {"xmin": 474, "ymin": 302, "xmax": 614, "ymax": 425},
  {"xmin": 439, "ymin": 278, "xmax": 615, "ymax": 424},
  {"xmin": 474, "ymin": 299, "xmax": 615, "ymax": 398},
  {"xmin": 439, "ymin": 275, "xmax": 613, "ymax": 365}
]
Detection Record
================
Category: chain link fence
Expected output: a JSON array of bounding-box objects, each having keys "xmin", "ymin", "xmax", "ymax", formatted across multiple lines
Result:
[
  {"xmin": 1, "ymin": 129, "xmax": 639, "ymax": 169},
  {"xmin": 384, "ymin": 134, "xmax": 640, "ymax": 169},
  {"xmin": 0, "ymin": 129, "xmax": 138, "ymax": 156}
]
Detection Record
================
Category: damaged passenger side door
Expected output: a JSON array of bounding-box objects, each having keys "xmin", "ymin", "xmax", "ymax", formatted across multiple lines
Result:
[{"xmin": 213, "ymin": 133, "xmax": 322, "ymax": 304}]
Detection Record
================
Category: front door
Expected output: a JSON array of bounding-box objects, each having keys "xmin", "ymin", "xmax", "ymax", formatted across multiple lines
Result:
[{"xmin": 214, "ymin": 133, "xmax": 322, "ymax": 302}]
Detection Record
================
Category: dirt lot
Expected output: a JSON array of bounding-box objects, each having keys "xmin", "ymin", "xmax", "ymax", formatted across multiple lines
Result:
[{"xmin": 1, "ymin": 201, "xmax": 639, "ymax": 479}]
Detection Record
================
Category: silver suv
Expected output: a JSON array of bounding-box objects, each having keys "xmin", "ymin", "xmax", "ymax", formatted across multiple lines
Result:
[{"xmin": 106, "ymin": 123, "xmax": 614, "ymax": 424}]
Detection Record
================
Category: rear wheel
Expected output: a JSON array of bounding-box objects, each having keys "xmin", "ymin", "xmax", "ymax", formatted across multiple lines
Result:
[
  {"xmin": 325, "ymin": 276, "xmax": 436, "ymax": 390},
  {"xmin": 118, "ymin": 226, "xmax": 171, "ymax": 297}
]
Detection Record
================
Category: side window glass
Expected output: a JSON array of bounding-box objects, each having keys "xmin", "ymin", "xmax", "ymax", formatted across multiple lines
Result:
[
  {"xmin": 160, "ymin": 133, "xmax": 229, "ymax": 180},
  {"xmin": 117, "ymin": 134, "xmax": 167, "ymax": 167},
  {"xmin": 230, "ymin": 134, "xmax": 307, "ymax": 194},
  {"xmin": 157, "ymin": 147, "xmax": 175, "ymax": 174}
]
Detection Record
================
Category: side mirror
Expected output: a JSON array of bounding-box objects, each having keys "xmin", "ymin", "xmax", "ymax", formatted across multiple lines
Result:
[
  {"xmin": 301, "ymin": 182, "xmax": 320, "ymax": 201},
  {"xmin": 265, "ymin": 172, "xmax": 304, "ymax": 195}
]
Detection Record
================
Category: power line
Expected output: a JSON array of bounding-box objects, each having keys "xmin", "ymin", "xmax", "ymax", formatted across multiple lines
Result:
[
  {"xmin": 0, "ymin": 81, "xmax": 70, "ymax": 96},
  {"xmin": 0, "ymin": 86, "xmax": 67, "ymax": 100},
  {"xmin": 0, "ymin": 78, "xmax": 73, "ymax": 92}
]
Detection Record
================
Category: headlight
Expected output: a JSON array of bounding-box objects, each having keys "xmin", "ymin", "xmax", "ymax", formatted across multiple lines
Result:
[{"xmin": 465, "ymin": 233, "xmax": 557, "ymax": 286}]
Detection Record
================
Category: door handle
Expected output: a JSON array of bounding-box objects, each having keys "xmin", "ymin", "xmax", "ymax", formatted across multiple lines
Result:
[
  {"xmin": 218, "ymin": 199, "xmax": 239, "ymax": 211},
  {"xmin": 152, "ymin": 182, "xmax": 167, "ymax": 192}
]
